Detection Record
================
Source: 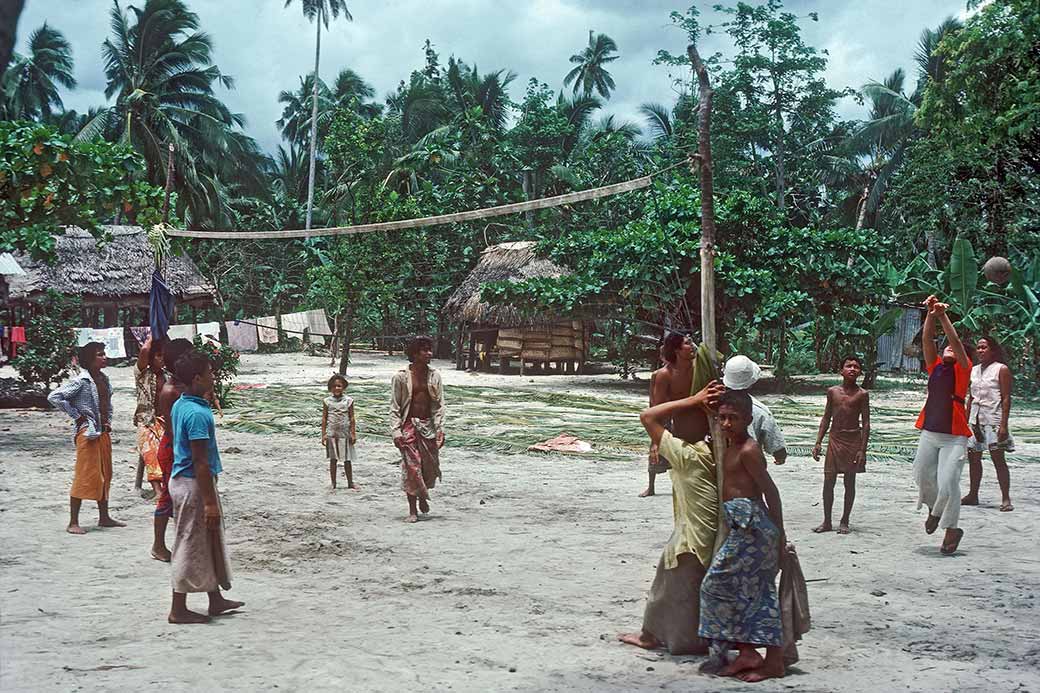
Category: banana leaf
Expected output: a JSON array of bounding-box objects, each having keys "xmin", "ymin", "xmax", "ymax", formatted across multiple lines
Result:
[{"xmin": 947, "ymin": 237, "xmax": 978, "ymax": 313}]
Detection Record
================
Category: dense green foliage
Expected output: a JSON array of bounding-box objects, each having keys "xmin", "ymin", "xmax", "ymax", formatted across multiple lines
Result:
[
  {"xmin": 13, "ymin": 290, "xmax": 80, "ymax": 389},
  {"xmin": 3, "ymin": 0, "xmax": 1038, "ymax": 387}
]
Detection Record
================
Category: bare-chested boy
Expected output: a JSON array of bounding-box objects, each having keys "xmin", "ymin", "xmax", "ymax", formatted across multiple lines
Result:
[
  {"xmin": 699, "ymin": 389, "xmax": 785, "ymax": 682},
  {"xmin": 150, "ymin": 338, "xmax": 194, "ymax": 561},
  {"xmin": 812, "ymin": 355, "xmax": 871, "ymax": 535},
  {"xmin": 390, "ymin": 336, "xmax": 446, "ymax": 523},
  {"xmin": 641, "ymin": 333, "xmax": 696, "ymax": 497}
]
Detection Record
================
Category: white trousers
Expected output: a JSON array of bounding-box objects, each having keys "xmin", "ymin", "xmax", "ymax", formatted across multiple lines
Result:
[{"xmin": 913, "ymin": 430, "xmax": 969, "ymax": 530}]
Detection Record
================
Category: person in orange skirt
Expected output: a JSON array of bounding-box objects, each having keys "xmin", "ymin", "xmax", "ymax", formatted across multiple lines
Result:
[{"xmin": 48, "ymin": 342, "xmax": 126, "ymax": 534}]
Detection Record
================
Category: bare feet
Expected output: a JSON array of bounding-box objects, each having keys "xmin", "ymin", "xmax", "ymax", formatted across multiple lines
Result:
[
  {"xmin": 813, "ymin": 522, "xmax": 832, "ymax": 533},
  {"xmin": 1000, "ymin": 500, "xmax": 1014, "ymax": 512},
  {"xmin": 736, "ymin": 660, "xmax": 785, "ymax": 682},
  {"xmin": 168, "ymin": 609, "xmax": 210, "ymax": 624},
  {"xmin": 720, "ymin": 648, "xmax": 764, "ymax": 677},
  {"xmin": 98, "ymin": 517, "xmax": 126, "ymax": 528},
  {"xmin": 418, "ymin": 497, "xmax": 430, "ymax": 514},
  {"xmin": 151, "ymin": 548, "xmax": 172, "ymax": 563},
  {"xmin": 208, "ymin": 597, "xmax": 244, "ymax": 616},
  {"xmin": 618, "ymin": 631, "xmax": 661, "ymax": 650},
  {"xmin": 960, "ymin": 494, "xmax": 979, "ymax": 506},
  {"xmin": 348, "ymin": 483, "xmax": 358, "ymax": 490},
  {"xmin": 941, "ymin": 527, "xmax": 964, "ymax": 555},
  {"xmin": 140, "ymin": 487, "xmax": 157, "ymax": 500},
  {"xmin": 405, "ymin": 514, "xmax": 418, "ymax": 523},
  {"xmin": 837, "ymin": 523, "xmax": 850, "ymax": 535},
  {"xmin": 66, "ymin": 524, "xmax": 86, "ymax": 535},
  {"xmin": 638, "ymin": 488, "xmax": 655, "ymax": 498},
  {"xmin": 924, "ymin": 515, "xmax": 940, "ymax": 535}
]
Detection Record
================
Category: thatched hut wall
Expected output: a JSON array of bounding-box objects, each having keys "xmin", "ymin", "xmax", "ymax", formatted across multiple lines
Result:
[
  {"xmin": 5, "ymin": 226, "xmax": 214, "ymax": 308},
  {"xmin": 442, "ymin": 241, "xmax": 589, "ymax": 373}
]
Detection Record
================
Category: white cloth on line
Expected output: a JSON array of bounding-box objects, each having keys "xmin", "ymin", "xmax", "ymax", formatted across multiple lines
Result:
[
  {"xmin": 225, "ymin": 321, "xmax": 258, "ymax": 352},
  {"xmin": 281, "ymin": 311, "xmax": 309, "ymax": 338},
  {"xmin": 166, "ymin": 324, "xmax": 196, "ymax": 340},
  {"xmin": 305, "ymin": 309, "xmax": 331, "ymax": 345},
  {"xmin": 256, "ymin": 316, "xmax": 278, "ymax": 344},
  {"xmin": 195, "ymin": 322, "xmax": 221, "ymax": 339},
  {"xmin": 74, "ymin": 327, "xmax": 126, "ymax": 358}
]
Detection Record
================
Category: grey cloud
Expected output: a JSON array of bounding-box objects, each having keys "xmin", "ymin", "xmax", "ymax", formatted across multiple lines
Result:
[{"xmin": 19, "ymin": 0, "xmax": 962, "ymax": 153}]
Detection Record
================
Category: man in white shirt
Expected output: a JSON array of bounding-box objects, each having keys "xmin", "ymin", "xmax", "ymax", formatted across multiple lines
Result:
[{"xmin": 723, "ymin": 356, "xmax": 788, "ymax": 465}]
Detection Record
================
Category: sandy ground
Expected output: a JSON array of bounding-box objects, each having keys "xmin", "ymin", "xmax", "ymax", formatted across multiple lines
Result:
[{"xmin": 1, "ymin": 351, "xmax": 1038, "ymax": 692}]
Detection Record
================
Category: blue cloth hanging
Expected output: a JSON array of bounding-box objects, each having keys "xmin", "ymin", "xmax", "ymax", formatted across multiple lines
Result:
[{"xmin": 149, "ymin": 270, "xmax": 175, "ymax": 341}]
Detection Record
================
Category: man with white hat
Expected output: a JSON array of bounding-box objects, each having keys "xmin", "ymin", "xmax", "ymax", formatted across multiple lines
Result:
[{"xmin": 723, "ymin": 355, "xmax": 788, "ymax": 465}]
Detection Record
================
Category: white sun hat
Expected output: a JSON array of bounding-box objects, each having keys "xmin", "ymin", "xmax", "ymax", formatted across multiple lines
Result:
[{"xmin": 723, "ymin": 355, "xmax": 762, "ymax": 390}]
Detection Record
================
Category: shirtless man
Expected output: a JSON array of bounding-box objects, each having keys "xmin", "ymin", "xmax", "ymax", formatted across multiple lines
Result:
[
  {"xmin": 641, "ymin": 333, "xmax": 697, "ymax": 497},
  {"xmin": 390, "ymin": 336, "xmax": 446, "ymax": 523},
  {"xmin": 151, "ymin": 338, "xmax": 194, "ymax": 561},
  {"xmin": 812, "ymin": 356, "xmax": 871, "ymax": 534},
  {"xmin": 699, "ymin": 390, "xmax": 785, "ymax": 682}
]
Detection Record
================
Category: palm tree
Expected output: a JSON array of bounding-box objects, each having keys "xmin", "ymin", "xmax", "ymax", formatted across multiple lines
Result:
[
  {"xmin": 284, "ymin": 0, "xmax": 352, "ymax": 231},
  {"xmin": 563, "ymin": 31, "xmax": 619, "ymax": 99},
  {"xmin": 97, "ymin": 0, "xmax": 256, "ymax": 226},
  {"xmin": 277, "ymin": 68, "xmax": 378, "ymax": 147},
  {"xmin": 1, "ymin": 23, "xmax": 75, "ymax": 120},
  {"xmin": 444, "ymin": 58, "xmax": 516, "ymax": 131},
  {"xmin": 639, "ymin": 102, "xmax": 673, "ymax": 141}
]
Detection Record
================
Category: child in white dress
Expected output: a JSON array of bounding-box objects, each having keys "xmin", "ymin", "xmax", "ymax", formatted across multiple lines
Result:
[{"xmin": 321, "ymin": 374, "xmax": 357, "ymax": 489}]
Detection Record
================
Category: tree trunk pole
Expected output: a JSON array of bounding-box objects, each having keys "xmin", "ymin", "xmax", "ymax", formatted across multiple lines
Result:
[
  {"xmin": 304, "ymin": 8, "xmax": 322, "ymax": 233},
  {"xmin": 337, "ymin": 303, "xmax": 354, "ymax": 375},
  {"xmin": 162, "ymin": 142, "xmax": 175, "ymax": 223},
  {"xmin": 687, "ymin": 43, "xmax": 727, "ymax": 554}
]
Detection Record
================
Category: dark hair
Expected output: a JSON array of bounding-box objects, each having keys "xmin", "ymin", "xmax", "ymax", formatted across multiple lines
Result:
[
  {"xmin": 78, "ymin": 342, "xmax": 105, "ymax": 367},
  {"xmin": 327, "ymin": 374, "xmax": 348, "ymax": 390},
  {"xmin": 841, "ymin": 355, "xmax": 863, "ymax": 369},
  {"xmin": 977, "ymin": 335, "xmax": 1006, "ymax": 364},
  {"xmin": 174, "ymin": 350, "xmax": 211, "ymax": 388},
  {"xmin": 719, "ymin": 389, "xmax": 753, "ymax": 420},
  {"xmin": 660, "ymin": 332, "xmax": 688, "ymax": 364},
  {"xmin": 405, "ymin": 335, "xmax": 434, "ymax": 362},
  {"xmin": 163, "ymin": 338, "xmax": 194, "ymax": 373}
]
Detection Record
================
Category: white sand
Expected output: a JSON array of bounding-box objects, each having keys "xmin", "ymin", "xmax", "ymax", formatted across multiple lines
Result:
[{"xmin": 1, "ymin": 352, "xmax": 1038, "ymax": 692}]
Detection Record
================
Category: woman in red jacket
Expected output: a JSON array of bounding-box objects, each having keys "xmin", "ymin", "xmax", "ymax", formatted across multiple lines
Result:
[{"xmin": 912, "ymin": 296, "xmax": 972, "ymax": 555}]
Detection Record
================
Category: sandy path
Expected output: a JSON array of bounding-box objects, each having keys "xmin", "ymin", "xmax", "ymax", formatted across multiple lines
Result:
[{"xmin": 1, "ymin": 352, "xmax": 1038, "ymax": 692}]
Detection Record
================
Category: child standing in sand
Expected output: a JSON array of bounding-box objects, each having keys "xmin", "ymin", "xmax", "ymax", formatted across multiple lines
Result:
[
  {"xmin": 812, "ymin": 355, "xmax": 871, "ymax": 534},
  {"xmin": 321, "ymin": 374, "xmax": 357, "ymax": 490}
]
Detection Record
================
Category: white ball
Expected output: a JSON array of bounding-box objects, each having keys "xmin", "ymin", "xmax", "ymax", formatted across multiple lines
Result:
[{"xmin": 983, "ymin": 256, "xmax": 1011, "ymax": 285}]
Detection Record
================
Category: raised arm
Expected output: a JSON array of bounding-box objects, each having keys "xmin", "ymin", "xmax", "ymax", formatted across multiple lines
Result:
[
  {"xmin": 921, "ymin": 297, "xmax": 938, "ymax": 366},
  {"xmin": 812, "ymin": 390, "xmax": 833, "ymax": 461},
  {"xmin": 640, "ymin": 380, "xmax": 723, "ymax": 446},
  {"xmin": 933, "ymin": 303, "xmax": 970, "ymax": 369},
  {"xmin": 137, "ymin": 336, "xmax": 153, "ymax": 372}
]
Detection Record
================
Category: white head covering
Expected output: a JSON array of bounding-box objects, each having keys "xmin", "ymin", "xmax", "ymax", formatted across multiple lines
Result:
[{"xmin": 723, "ymin": 355, "xmax": 762, "ymax": 390}]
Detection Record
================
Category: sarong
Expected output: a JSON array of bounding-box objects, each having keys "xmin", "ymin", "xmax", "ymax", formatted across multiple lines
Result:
[
  {"xmin": 699, "ymin": 498, "xmax": 783, "ymax": 648},
  {"xmin": 169, "ymin": 476, "xmax": 232, "ymax": 593},
  {"xmin": 70, "ymin": 431, "xmax": 112, "ymax": 501},
  {"xmin": 138, "ymin": 420, "xmax": 164, "ymax": 482},
  {"xmin": 824, "ymin": 428, "xmax": 865, "ymax": 475},
  {"xmin": 154, "ymin": 429, "xmax": 174, "ymax": 518},
  {"xmin": 399, "ymin": 418, "xmax": 440, "ymax": 498},
  {"xmin": 968, "ymin": 423, "xmax": 1015, "ymax": 454},
  {"xmin": 641, "ymin": 551, "xmax": 708, "ymax": 655}
]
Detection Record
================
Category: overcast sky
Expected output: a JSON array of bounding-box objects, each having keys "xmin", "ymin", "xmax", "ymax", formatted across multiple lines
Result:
[{"xmin": 19, "ymin": 0, "xmax": 966, "ymax": 154}]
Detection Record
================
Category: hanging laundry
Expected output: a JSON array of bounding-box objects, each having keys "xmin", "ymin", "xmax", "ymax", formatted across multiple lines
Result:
[
  {"xmin": 256, "ymin": 316, "xmax": 278, "ymax": 344},
  {"xmin": 149, "ymin": 270, "xmax": 175, "ymax": 341},
  {"xmin": 75, "ymin": 328, "xmax": 95, "ymax": 347},
  {"xmin": 195, "ymin": 322, "xmax": 221, "ymax": 340},
  {"xmin": 281, "ymin": 312, "xmax": 309, "ymax": 339},
  {"xmin": 76, "ymin": 327, "xmax": 126, "ymax": 358},
  {"xmin": 166, "ymin": 324, "xmax": 196, "ymax": 340},
  {"xmin": 129, "ymin": 326, "xmax": 151, "ymax": 345},
  {"xmin": 304, "ymin": 309, "xmax": 331, "ymax": 345},
  {"xmin": 225, "ymin": 320, "xmax": 258, "ymax": 352},
  {"xmin": 10, "ymin": 326, "xmax": 26, "ymax": 344}
]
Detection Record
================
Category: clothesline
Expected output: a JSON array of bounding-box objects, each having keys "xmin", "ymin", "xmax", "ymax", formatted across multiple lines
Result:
[{"xmin": 164, "ymin": 162, "xmax": 687, "ymax": 240}]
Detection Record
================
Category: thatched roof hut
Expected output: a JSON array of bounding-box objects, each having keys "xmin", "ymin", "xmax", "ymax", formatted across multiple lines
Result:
[
  {"xmin": 5, "ymin": 225, "xmax": 214, "ymax": 307},
  {"xmin": 442, "ymin": 241, "xmax": 567, "ymax": 327},
  {"xmin": 443, "ymin": 241, "xmax": 588, "ymax": 374}
]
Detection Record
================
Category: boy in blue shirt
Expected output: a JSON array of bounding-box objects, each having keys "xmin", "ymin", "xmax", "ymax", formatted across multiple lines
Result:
[{"xmin": 167, "ymin": 350, "xmax": 244, "ymax": 624}]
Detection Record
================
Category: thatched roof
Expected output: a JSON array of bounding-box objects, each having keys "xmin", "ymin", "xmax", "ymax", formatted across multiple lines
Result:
[
  {"xmin": 442, "ymin": 241, "xmax": 571, "ymax": 326},
  {"xmin": 6, "ymin": 226, "xmax": 215, "ymax": 306}
]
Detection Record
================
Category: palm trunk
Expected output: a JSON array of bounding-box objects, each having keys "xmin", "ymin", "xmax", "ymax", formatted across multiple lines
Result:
[{"xmin": 305, "ymin": 9, "xmax": 322, "ymax": 232}]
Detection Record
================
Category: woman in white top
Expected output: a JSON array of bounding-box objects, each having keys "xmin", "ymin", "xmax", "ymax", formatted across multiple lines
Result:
[{"xmin": 961, "ymin": 335, "xmax": 1014, "ymax": 511}]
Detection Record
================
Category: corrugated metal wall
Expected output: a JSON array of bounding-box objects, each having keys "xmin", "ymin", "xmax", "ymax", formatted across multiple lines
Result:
[{"xmin": 877, "ymin": 308, "xmax": 922, "ymax": 372}]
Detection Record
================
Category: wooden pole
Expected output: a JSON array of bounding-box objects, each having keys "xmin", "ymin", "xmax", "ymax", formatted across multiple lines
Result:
[
  {"xmin": 162, "ymin": 143, "xmax": 175, "ymax": 224},
  {"xmin": 688, "ymin": 43, "xmax": 727, "ymax": 554}
]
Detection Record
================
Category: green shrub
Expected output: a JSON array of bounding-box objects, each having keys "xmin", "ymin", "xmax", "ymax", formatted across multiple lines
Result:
[{"xmin": 13, "ymin": 290, "xmax": 80, "ymax": 390}]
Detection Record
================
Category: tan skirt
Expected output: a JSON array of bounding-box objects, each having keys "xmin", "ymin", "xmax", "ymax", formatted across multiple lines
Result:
[
  {"xmin": 169, "ymin": 476, "xmax": 232, "ymax": 594},
  {"xmin": 641, "ymin": 552, "xmax": 708, "ymax": 655},
  {"xmin": 71, "ymin": 431, "xmax": 112, "ymax": 501}
]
